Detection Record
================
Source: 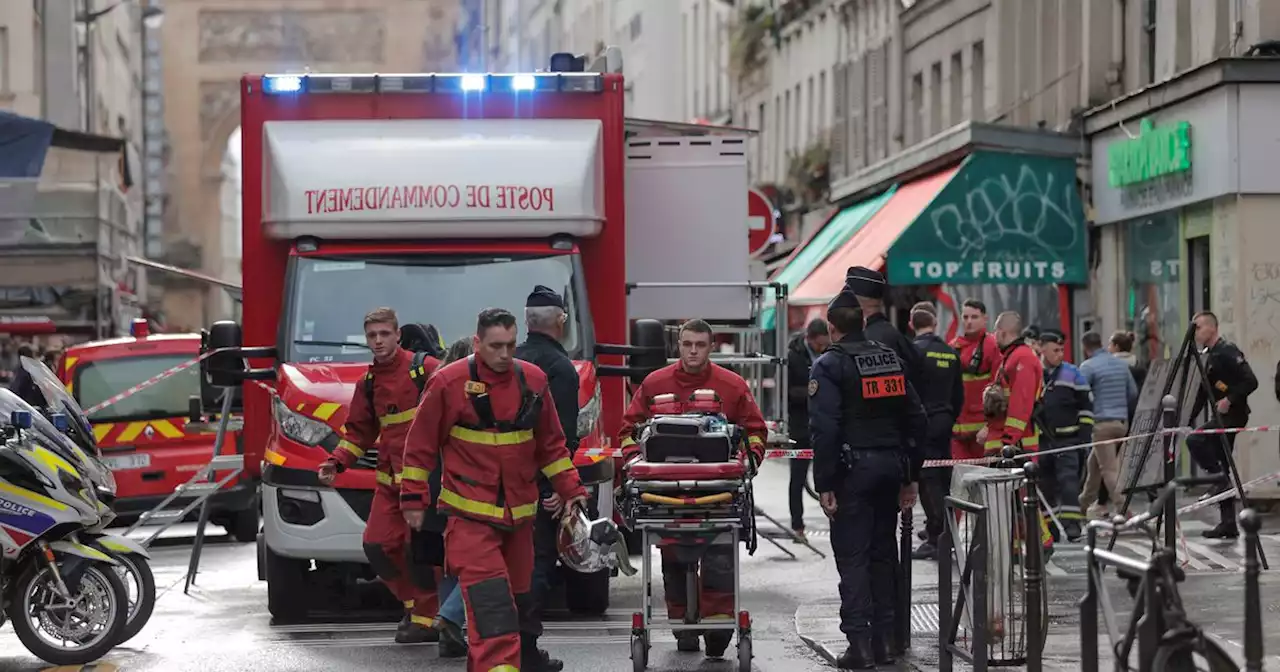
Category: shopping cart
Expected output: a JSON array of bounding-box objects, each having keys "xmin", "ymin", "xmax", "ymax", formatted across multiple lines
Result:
[{"xmin": 620, "ymin": 413, "xmax": 757, "ymax": 672}]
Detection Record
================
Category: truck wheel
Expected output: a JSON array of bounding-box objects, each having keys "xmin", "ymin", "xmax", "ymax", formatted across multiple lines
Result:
[
  {"xmin": 227, "ymin": 504, "xmax": 260, "ymax": 543},
  {"xmin": 265, "ymin": 544, "xmax": 310, "ymax": 623},
  {"xmin": 563, "ymin": 567, "xmax": 610, "ymax": 616}
]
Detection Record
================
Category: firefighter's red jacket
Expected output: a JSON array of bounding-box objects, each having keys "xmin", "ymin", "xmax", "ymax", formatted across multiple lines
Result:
[
  {"xmin": 950, "ymin": 331, "xmax": 1003, "ymax": 437},
  {"xmin": 984, "ymin": 342, "xmax": 1044, "ymax": 453},
  {"xmin": 618, "ymin": 362, "xmax": 768, "ymax": 462},
  {"xmin": 399, "ymin": 357, "xmax": 586, "ymax": 527},
  {"xmin": 327, "ymin": 348, "xmax": 439, "ymax": 488}
]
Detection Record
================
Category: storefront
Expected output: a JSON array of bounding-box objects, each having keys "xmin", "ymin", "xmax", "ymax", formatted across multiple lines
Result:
[
  {"xmin": 772, "ymin": 122, "xmax": 1088, "ymax": 344},
  {"xmin": 1084, "ymin": 57, "xmax": 1280, "ymax": 495}
]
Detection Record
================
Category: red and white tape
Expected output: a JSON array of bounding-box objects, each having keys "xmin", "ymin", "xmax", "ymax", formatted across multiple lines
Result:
[{"xmin": 84, "ymin": 349, "xmax": 223, "ymax": 415}]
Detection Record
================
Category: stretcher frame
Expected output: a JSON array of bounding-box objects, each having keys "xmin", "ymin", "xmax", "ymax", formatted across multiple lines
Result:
[{"xmin": 622, "ymin": 470, "xmax": 755, "ymax": 672}]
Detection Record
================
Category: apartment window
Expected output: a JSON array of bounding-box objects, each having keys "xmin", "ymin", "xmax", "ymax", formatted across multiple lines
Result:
[
  {"xmin": 0, "ymin": 27, "xmax": 8, "ymax": 93},
  {"xmin": 783, "ymin": 89, "xmax": 791, "ymax": 161},
  {"xmin": 682, "ymin": 13, "xmax": 689, "ymax": 119},
  {"xmin": 930, "ymin": 62, "xmax": 942, "ymax": 136},
  {"xmin": 715, "ymin": 16, "xmax": 724, "ymax": 112},
  {"xmin": 743, "ymin": 110, "xmax": 752, "ymax": 180},
  {"xmin": 794, "ymin": 84, "xmax": 802, "ymax": 148},
  {"xmin": 806, "ymin": 76, "xmax": 815, "ymax": 144},
  {"xmin": 910, "ymin": 72, "xmax": 924, "ymax": 145},
  {"xmin": 757, "ymin": 102, "xmax": 766, "ymax": 180},
  {"xmin": 950, "ymin": 51, "xmax": 964, "ymax": 126},
  {"xmin": 971, "ymin": 41, "xmax": 985, "ymax": 121},
  {"xmin": 818, "ymin": 70, "xmax": 826, "ymax": 132},
  {"xmin": 773, "ymin": 94, "xmax": 782, "ymax": 178}
]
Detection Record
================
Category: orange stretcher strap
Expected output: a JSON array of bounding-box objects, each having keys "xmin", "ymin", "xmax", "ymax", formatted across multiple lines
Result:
[{"xmin": 639, "ymin": 492, "xmax": 734, "ymax": 506}]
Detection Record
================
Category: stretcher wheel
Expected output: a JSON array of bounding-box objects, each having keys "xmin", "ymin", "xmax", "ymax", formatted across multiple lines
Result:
[
  {"xmin": 737, "ymin": 632, "xmax": 752, "ymax": 671},
  {"xmin": 630, "ymin": 633, "xmax": 648, "ymax": 671}
]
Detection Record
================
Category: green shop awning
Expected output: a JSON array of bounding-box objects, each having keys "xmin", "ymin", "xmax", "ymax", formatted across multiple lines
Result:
[
  {"xmin": 885, "ymin": 151, "xmax": 1087, "ymax": 285},
  {"xmin": 760, "ymin": 187, "xmax": 897, "ymax": 329}
]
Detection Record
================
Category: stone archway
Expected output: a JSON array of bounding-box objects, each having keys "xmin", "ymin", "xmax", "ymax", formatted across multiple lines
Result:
[{"xmin": 158, "ymin": 0, "xmax": 459, "ymax": 330}]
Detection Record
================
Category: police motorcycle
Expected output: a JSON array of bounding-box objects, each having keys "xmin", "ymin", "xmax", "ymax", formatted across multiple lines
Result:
[
  {"xmin": 0, "ymin": 389, "xmax": 130, "ymax": 665},
  {"xmin": 16, "ymin": 356, "xmax": 156, "ymax": 646}
]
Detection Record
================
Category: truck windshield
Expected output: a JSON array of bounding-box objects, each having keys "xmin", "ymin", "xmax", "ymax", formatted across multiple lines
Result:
[
  {"xmin": 285, "ymin": 253, "xmax": 585, "ymax": 364},
  {"xmin": 75, "ymin": 355, "xmax": 201, "ymax": 423}
]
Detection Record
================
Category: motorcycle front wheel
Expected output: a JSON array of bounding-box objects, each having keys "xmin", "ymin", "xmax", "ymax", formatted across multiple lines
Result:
[
  {"xmin": 113, "ymin": 552, "xmax": 156, "ymax": 645},
  {"xmin": 7, "ymin": 560, "xmax": 129, "ymax": 666}
]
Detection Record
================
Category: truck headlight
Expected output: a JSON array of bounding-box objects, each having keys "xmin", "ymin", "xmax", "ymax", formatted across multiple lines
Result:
[
  {"xmin": 577, "ymin": 382, "xmax": 601, "ymax": 438},
  {"xmin": 272, "ymin": 396, "xmax": 333, "ymax": 447}
]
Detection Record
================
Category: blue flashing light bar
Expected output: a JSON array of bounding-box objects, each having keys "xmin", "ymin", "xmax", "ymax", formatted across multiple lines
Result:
[{"xmin": 260, "ymin": 72, "xmax": 603, "ymax": 96}]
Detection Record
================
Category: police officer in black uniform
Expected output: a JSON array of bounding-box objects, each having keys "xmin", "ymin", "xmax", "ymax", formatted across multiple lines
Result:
[
  {"xmin": 847, "ymin": 266, "xmax": 923, "ymax": 391},
  {"xmin": 908, "ymin": 308, "xmax": 964, "ymax": 560},
  {"xmin": 1186, "ymin": 310, "xmax": 1258, "ymax": 538},
  {"xmin": 810, "ymin": 286, "xmax": 928, "ymax": 670},
  {"xmin": 515, "ymin": 286, "xmax": 584, "ymax": 616}
]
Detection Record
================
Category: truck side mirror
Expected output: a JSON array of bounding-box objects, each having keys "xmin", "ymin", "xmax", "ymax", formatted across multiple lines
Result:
[
  {"xmin": 629, "ymin": 319, "xmax": 667, "ymax": 386},
  {"xmin": 204, "ymin": 320, "xmax": 246, "ymax": 388}
]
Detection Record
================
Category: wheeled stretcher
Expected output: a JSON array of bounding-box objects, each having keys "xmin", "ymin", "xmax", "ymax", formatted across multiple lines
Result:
[{"xmin": 620, "ymin": 414, "xmax": 757, "ymax": 672}]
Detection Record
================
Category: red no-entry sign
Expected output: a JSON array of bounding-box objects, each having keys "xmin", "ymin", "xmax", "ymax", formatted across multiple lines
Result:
[{"xmin": 747, "ymin": 188, "xmax": 777, "ymax": 257}]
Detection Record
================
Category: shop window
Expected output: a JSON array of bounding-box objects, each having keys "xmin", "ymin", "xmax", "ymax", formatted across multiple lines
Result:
[{"xmin": 1125, "ymin": 214, "xmax": 1180, "ymax": 366}]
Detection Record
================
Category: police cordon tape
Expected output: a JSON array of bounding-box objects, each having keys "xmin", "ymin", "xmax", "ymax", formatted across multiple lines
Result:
[{"xmin": 82, "ymin": 348, "xmax": 227, "ymax": 415}]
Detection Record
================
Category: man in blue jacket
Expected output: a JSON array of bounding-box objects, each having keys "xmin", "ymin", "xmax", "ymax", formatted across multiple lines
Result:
[{"xmin": 1037, "ymin": 330, "xmax": 1093, "ymax": 541}]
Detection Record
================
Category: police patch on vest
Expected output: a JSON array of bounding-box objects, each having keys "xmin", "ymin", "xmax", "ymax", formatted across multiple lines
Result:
[
  {"xmin": 853, "ymin": 352, "xmax": 902, "ymax": 376},
  {"xmin": 465, "ymin": 381, "xmax": 487, "ymax": 395},
  {"xmin": 808, "ymin": 379, "xmax": 818, "ymax": 396},
  {"xmin": 862, "ymin": 374, "xmax": 906, "ymax": 399}
]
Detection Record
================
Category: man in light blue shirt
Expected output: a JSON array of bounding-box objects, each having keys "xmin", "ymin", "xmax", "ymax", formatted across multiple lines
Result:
[{"xmin": 1077, "ymin": 331, "xmax": 1138, "ymax": 518}]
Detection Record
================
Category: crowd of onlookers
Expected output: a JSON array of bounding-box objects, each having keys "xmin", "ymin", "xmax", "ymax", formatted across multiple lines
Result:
[{"xmin": 0, "ymin": 340, "xmax": 63, "ymax": 384}]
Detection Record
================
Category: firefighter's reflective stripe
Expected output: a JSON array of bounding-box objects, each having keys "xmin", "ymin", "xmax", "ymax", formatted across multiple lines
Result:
[
  {"xmin": 404, "ymin": 600, "xmax": 414, "ymax": 609},
  {"xmin": 1006, "ymin": 417, "xmax": 1028, "ymax": 431},
  {"xmin": 337, "ymin": 439, "xmax": 365, "ymax": 458},
  {"xmin": 1080, "ymin": 415, "xmax": 1095, "ymax": 425},
  {"xmin": 541, "ymin": 458, "xmax": 574, "ymax": 478},
  {"xmin": 490, "ymin": 667, "xmax": 519, "ymax": 672},
  {"xmin": 379, "ymin": 409, "xmax": 416, "ymax": 428},
  {"xmin": 1055, "ymin": 425, "xmax": 1080, "ymax": 435},
  {"xmin": 375, "ymin": 470, "xmax": 403, "ymax": 486},
  {"xmin": 962, "ymin": 373, "xmax": 992, "ymax": 382},
  {"xmin": 410, "ymin": 615, "xmax": 434, "ymax": 626},
  {"xmin": 438, "ymin": 488, "xmax": 537, "ymax": 522},
  {"xmin": 926, "ymin": 351, "xmax": 958, "ymax": 361},
  {"xmin": 620, "ymin": 437, "xmax": 637, "ymax": 448},
  {"xmin": 747, "ymin": 435, "xmax": 764, "ymax": 447},
  {"xmin": 401, "ymin": 466, "xmax": 429, "ymax": 482},
  {"xmin": 952, "ymin": 421, "xmax": 985, "ymax": 433},
  {"xmin": 449, "ymin": 426, "xmax": 534, "ymax": 446},
  {"xmin": 409, "ymin": 365, "xmax": 428, "ymax": 382},
  {"xmin": 985, "ymin": 434, "xmax": 1040, "ymax": 451}
]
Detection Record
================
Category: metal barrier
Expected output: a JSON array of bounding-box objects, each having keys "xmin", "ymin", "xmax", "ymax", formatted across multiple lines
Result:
[{"xmin": 938, "ymin": 463, "xmax": 1046, "ymax": 672}]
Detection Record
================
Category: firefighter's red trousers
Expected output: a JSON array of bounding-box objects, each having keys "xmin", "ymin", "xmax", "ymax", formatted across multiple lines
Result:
[
  {"xmin": 363, "ymin": 484, "xmax": 439, "ymax": 625},
  {"xmin": 660, "ymin": 545, "xmax": 734, "ymax": 621},
  {"xmin": 444, "ymin": 515, "xmax": 534, "ymax": 672},
  {"xmin": 951, "ymin": 436, "xmax": 984, "ymax": 461}
]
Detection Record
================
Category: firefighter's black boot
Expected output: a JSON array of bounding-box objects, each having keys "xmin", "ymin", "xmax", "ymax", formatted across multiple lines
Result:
[
  {"xmin": 675, "ymin": 631, "xmax": 701, "ymax": 652},
  {"xmin": 434, "ymin": 616, "xmax": 467, "ymax": 658},
  {"xmin": 835, "ymin": 636, "xmax": 875, "ymax": 670},
  {"xmin": 521, "ymin": 636, "xmax": 564, "ymax": 672},
  {"xmin": 872, "ymin": 633, "xmax": 896, "ymax": 665},
  {"xmin": 703, "ymin": 630, "xmax": 732, "ymax": 657},
  {"xmin": 394, "ymin": 621, "xmax": 439, "ymax": 644},
  {"xmin": 395, "ymin": 612, "xmax": 412, "ymax": 637}
]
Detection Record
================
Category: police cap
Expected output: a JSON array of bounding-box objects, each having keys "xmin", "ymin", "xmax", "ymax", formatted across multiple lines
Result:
[
  {"xmin": 845, "ymin": 266, "xmax": 886, "ymax": 299},
  {"xmin": 828, "ymin": 288, "xmax": 860, "ymax": 312},
  {"xmin": 526, "ymin": 285, "xmax": 565, "ymax": 310}
]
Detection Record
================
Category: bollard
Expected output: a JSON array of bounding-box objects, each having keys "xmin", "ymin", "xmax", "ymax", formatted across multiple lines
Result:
[
  {"xmin": 898, "ymin": 506, "xmax": 912, "ymax": 653},
  {"xmin": 1022, "ymin": 462, "xmax": 1044, "ymax": 672},
  {"xmin": 1240, "ymin": 508, "xmax": 1263, "ymax": 672},
  {"xmin": 1160, "ymin": 395, "xmax": 1178, "ymax": 552},
  {"xmin": 1080, "ymin": 524, "xmax": 1099, "ymax": 672}
]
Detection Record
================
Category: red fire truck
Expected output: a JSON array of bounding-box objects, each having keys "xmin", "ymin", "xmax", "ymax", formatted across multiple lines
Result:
[
  {"xmin": 59, "ymin": 320, "xmax": 259, "ymax": 540},
  {"xmin": 225, "ymin": 53, "xmax": 784, "ymax": 621}
]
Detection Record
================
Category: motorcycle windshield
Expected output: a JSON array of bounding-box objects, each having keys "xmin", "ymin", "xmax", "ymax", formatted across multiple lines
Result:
[
  {"xmin": 0, "ymin": 387, "xmax": 85, "ymax": 460},
  {"xmin": 18, "ymin": 356, "xmax": 110, "ymax": 484}
]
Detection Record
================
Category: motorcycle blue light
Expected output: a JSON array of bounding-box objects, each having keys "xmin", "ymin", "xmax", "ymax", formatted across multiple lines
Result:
[
  {"xmin": 50, "ymin": 413, "xmax": 69, "ymax": 432},
  {"xmin": 9, "ymin": 410, "xmax": 32, "ymax": 430}
]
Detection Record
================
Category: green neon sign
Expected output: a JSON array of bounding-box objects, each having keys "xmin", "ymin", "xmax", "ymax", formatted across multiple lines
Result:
[{"xmin": 1107, "ymin": 118, "xmax": 1192, "ymax": 188}]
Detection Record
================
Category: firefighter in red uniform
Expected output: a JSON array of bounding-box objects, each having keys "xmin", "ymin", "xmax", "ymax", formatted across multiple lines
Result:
[
  {"xmin": 618, "ymin": 318, "xmax": 768, "ymax": 658},
  {"xmin": 400, "ymin": 307, "xmax": 587, "ymax": 672},
  {"xmin": 950, "ymin": 299, "xmax": 1003, "ymax": 460},
  {"xmin": 978, "ymin": 310, "xmax": 1053, "ymax": 553},
  {"xmin": 317, "ymin": 307, "xmax": 441, "ymax": 643}
]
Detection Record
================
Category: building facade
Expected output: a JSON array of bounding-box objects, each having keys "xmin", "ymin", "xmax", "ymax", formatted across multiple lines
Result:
[{"xmin": 0, "ymin": 1, "xmax": 147, "ymax": 345}]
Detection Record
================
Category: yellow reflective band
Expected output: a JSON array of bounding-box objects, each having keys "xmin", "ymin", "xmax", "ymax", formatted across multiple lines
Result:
[
  {"xmin": 98, "ymin": 538, "xmax": 134, "ymax": 553},
  {"xmin": 620, "ymin": 437, "xmax": 637, "ymax": 448},
  {"xmin": 925, "ymin": 351, "xmax": 958, "ymax": 360},
  {"xmin": 404, "ymin": 600, "xmax": 415, "ymax": 609},
  {"xmin": 540, "ymin": 458, "xmax": 574, "ymax": 478},
  {"xmin": 313, "ymin": 403, "xmax": 341, "ymax": 421},
  {"xmin": 1006, "ymin": 418, "xmax": 1027, "ymax": 431},
  {"xmin": 450, "ymin": 425, "xmax": 534, "ymax": 446},
  {"xmin": 264, "ymin": 450, "xmax": 286, "ymax": 466},
  {"xmin": 1023, "ymin": 435, "xmax": 1040, "ymax": 446},
  {"xmin": 149, "ymin": 419, "xmax": 185, "ymax": 439},
  {"xmin": 1080, "ymin": 417, "xmax": 1095, "ymax": 425},
  {"xmin": 31, "ymin": 446, "xmax": 79, "ymax": 480},
  {"xmin": 93, "ymin": 423, "xmax": 113, "ymax": 443},
  {"xmin": 337, "ymin": 440, "xmax": 366, "ymax": 459},
  {"xmin": 983, "ymin": 439, "xmax": 1004, "ymax": 450},
  {"xmin": 952, "ymin": 422, "xmax": 985, "ymax": 433},
  {"xmin": 489, "ymin": 667, "xmax": 520, "ymax": 672},
  {"xmin": 962, "ymin": 373, "xmax": 992, "ymax": 382},
  {"xmin": 748, "ymin": 435, "xmax": 763, "ymax": 446},
  {"xmin": 1055, "ymin": 425, "xmax": 1080, "ymax": 434},
  {"xmin": 439, "ymin": 488, "xmax": 537, "ymax": 521},
  {"xmin": 410, "ymin": 366, "xmax": 426, "ymax": 380},
  {"xmin": 0, "ymin": 481, "xmax": 69, "ymax": 511},
  {"xmin": 375, "ymin": 471, "xmax": 395, "ymax": 486},
  {"xmin": 410, "ymin": 615, "xmax": 434, "ymax": 626},
  {"xmin": 379, "ymin": 409, "xmax": 416, "ymax": 428},
  {"xmin": 401, "ymin": 466, "xmax": 430, "ymax": 482}
]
